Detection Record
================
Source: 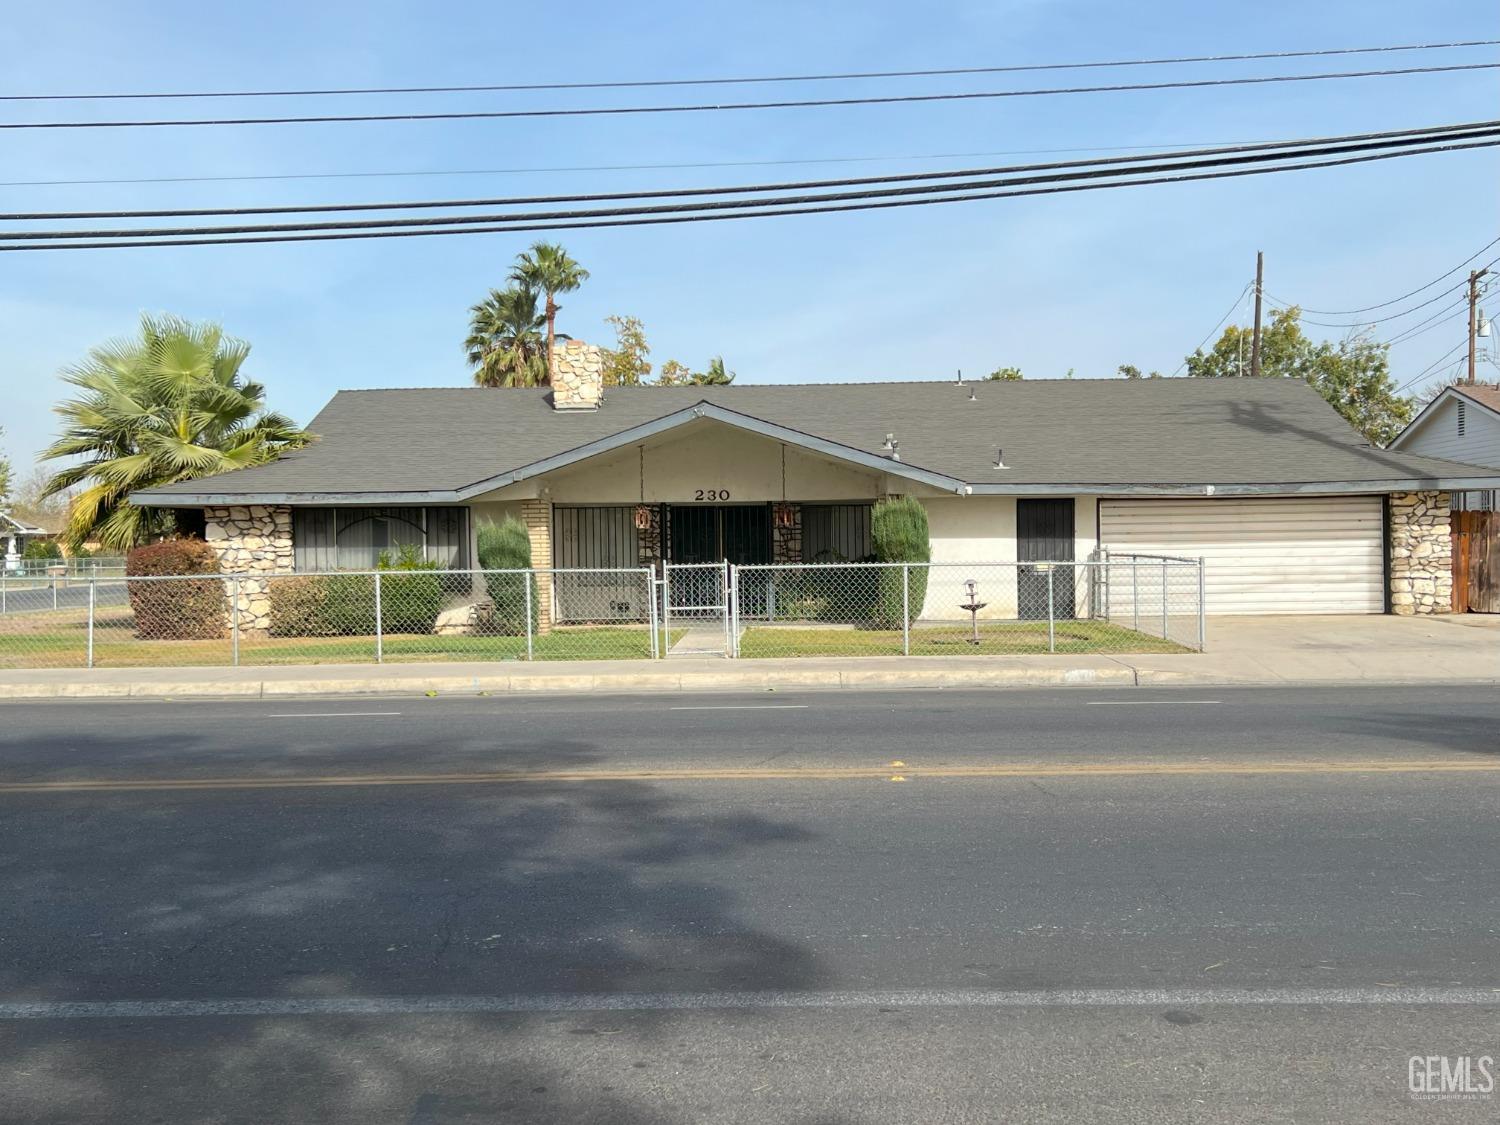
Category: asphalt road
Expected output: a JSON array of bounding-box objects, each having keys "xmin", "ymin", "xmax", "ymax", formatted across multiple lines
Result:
[{"xmin": 1, "ymin": 686, "xmax": 1498, "ymax": 1123}]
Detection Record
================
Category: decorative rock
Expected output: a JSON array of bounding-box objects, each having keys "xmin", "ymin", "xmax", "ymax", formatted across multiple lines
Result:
[{"xmin": 1387, "ymin": 490, "xmax": 1452, "ymax": 615}]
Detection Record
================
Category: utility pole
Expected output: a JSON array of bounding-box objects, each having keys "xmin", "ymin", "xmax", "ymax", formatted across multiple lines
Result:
[
  {"xmin": 1467, "ymin": 268, "xmax": 1490, "ymax": 385},
  {"xmin": 1250, "ymin": 250, "xmax": 1264, "ymax": 378}
]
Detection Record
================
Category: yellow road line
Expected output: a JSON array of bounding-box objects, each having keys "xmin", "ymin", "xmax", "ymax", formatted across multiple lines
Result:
[{"xmin": 0, "ymin": 759, "xmax": 1498, "ymax": 795}]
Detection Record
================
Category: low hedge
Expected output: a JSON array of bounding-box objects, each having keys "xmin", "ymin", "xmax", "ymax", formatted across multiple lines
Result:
[
  {"xmin": 269, "ymin": 546, "xmax": 444, "ymax": 637},
  {"xmin": 125, "ymin": 538, "xmax": 225, "ymax": 640}
]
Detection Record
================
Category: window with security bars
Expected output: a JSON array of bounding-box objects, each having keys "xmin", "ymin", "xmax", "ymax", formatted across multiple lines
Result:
[{"xmin": 801, "ymin": 503, "xmax": 874, "ymax": 562}]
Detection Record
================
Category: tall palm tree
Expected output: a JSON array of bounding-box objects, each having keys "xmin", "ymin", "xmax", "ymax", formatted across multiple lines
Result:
[
  {"xmin": 509, "ymin": 242, "xmax": 589, "ymax": 383},
  {"xmin": 465, "ymin": 285, "xmax": 547, "ymax": 387},
  {"xmin": 39, "ymin": 315, "xmax": 311, "ymax": 551}
]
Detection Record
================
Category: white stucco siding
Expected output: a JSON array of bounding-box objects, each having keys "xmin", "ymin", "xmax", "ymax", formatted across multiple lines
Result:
[
  {"xmin": 1395, "ymin": 396, "xmax": 1500, "ymax": 468},
  {"xmin": 919, "ymin": 495, "xmax": 1098, "ymax": 619},
  {"xmin": 498, "ymin": 422, "xmax": 884, "ymax": 504}
]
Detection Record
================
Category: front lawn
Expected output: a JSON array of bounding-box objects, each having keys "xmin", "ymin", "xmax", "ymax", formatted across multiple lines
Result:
[
  {"xmin": 737, "ymin": 619, "xmax": 1189, "ymax": 657},
  {"xmin": 0, "ymin": 624, "xmax": 675, "ymax": 669}
]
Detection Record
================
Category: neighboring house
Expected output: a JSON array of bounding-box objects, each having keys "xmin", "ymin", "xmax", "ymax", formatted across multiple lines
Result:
[
  {"xmin": 1, "ymin": 512, "xmax": 53, "ymax": 570},
  {"xmin": 131, "ymin": 340, "xmax": 1500, "ymax": 621},
  {"xmin": 1388, "ymin": 383, "xmax": 1500, "ymax": 511}
]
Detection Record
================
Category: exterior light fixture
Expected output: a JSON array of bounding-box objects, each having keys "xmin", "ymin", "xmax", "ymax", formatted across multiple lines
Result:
[{"xmin": 633, "ymin": 505, "xmax": 653, "ymax": 530}]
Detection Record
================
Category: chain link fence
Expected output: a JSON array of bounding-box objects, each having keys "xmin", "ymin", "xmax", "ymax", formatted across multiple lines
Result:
[
  {"xmin": 731, "ymin": 558, "xmax": 1204, "ymax": 658},
  {"xmin": 0, "ymin": 557, "xmax": 1202, "ymax": 669},
  {"xmin": 0, "ymin": 568, "xmax": 661, "ymax": 669}
]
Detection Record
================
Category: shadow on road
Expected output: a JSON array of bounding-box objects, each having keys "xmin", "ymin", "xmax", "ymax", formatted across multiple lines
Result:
[{"xmin": 0, "ymin": 730, "xmax": 831, "ymax": 1123}]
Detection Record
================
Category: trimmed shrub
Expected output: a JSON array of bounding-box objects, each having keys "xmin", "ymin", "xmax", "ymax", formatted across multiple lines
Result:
[
  {"xmin": 476, "ymin": 517, "xmax": 534, "ymax": 634},
  {"xmin": 871, "ymin": 496, "xmax": 931, "ymax": 627},
  {"xmin": 377, "ymin": 544, "xmax": 443, "ymax": 635},
  {"xmin": 22, "ymin": 538, "xmax": 63, "ymax": 561},
  {"xmin": 125, "ymin": 537, "xmax": 225, "ymax": 640},
  {"xmin": 269, "ymin": 575, "xmax": 340, "ymax": 637}
]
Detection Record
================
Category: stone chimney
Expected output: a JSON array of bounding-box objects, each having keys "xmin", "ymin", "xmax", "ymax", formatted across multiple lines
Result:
[{"xmin": 550, "ymin": 339, "xmax": 605, "ymax": 411}]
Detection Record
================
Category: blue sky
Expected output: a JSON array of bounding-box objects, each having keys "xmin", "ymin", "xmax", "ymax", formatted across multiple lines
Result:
[{"xmin": 2, "ymin": 1, "xmax": 1496, "ymax": 469}]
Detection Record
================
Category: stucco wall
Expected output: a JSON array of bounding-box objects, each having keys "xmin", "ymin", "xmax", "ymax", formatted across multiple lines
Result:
[
  {"xmin": 526, "ymin": 423, "xmax": 885, "ymax": 504},
  {"xmin": 917, "ymin": 495, "xmax": 1099, "ymax": 619}
]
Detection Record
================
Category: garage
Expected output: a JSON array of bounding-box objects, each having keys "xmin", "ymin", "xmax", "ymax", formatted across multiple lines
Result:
[{"xmin": 1099, "ymin": 496, "xmax": 1385, "ymax": 614}]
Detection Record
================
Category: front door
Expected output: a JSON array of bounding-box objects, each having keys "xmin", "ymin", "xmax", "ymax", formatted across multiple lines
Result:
[
  {"xmin": 666, "ymin": 504, "xmax": 772, "ymax": 610},
  {"xmin": 1017, "ymin": 498, "xmax": 1075, "ymax": 620}
]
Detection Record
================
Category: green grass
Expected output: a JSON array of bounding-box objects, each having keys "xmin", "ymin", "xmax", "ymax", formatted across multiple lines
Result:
[
  {"xmin": 0, "ymin": 625, "xmax": 678, "ymax": 669},
  {"xmin": 738, "ymin": 619, "xmax": 1189, "ymax": 658}
]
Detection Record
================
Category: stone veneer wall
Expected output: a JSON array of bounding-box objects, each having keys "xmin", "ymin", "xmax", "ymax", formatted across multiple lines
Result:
[
  {"xmin": 1388, "ymin": 491, "xmax": 1452, "ymax": 615},
  {"xmin": 772, "ymin": 503, "xmax": 802, "ymax": 564},
  {"xmin": 522, "ymin": 498, "xmax": 553, "ymax": 632},
  {"xmin": 551, "ymin": 340, "xmax": 605, "ymax": 410},
  {"xmin": 203, "ymin": 504, "xmax": 293, "ymax": 634}
]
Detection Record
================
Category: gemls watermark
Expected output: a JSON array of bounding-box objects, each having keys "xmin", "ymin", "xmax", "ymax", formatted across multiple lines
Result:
[{"xmin": 1409, "ymin": 1055, "xmax": 1495, "ymax": 1102}]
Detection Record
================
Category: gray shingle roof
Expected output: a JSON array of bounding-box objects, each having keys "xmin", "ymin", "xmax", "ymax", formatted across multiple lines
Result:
[{"xmin": 134, "ymin": 377, "xmax": 1500, "ymax": 502}]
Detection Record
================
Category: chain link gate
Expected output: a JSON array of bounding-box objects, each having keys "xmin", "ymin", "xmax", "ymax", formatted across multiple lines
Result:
[{"xmin": 661, "ymin": 561, "xmax": 732, "ymax": 657}]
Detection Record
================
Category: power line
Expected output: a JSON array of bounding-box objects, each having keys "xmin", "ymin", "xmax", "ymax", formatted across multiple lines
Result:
[
  {"xmin": 0, "ymin": 139, "xmax": 1320, "ymax": 190},
  {"xmin": 1172, "ymin": 282, "xmax": 1253, "ymax": 375},
  {"xmin": 1266, "ymin": 235, "xmax": 1500, "ymax": 315},
  {"xmin": 1396, "ymin": 341, "xmax": 1469, "ymax": 392},
  {"xmin": 5, "ymin": 63, "xmax": 1497, "ymax": 131},
  {"xmin": 10, "ymin": 119, "xmax": 1490, "ymax": 222},
  {"xmin": 8, "ymin": 40, "xmax": 1496, "ymax": 101},
  {"xmin": 8, "ymin": 135, "xmax": 1493, "ymax": 252},
  {"xmin": 6, "ymin": 128, "xmax": 1493, "ymax": 241}
]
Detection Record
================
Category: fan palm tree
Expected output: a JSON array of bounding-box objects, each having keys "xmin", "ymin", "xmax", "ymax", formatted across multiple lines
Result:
[
  {"xmin": 700, "ymin": 356, "xmax": 735, "ymax": 385},
  {"xmin": 39, "ymin": 315, "xmax": 311, "ymax": 551},
  {"xmin": 465, "ymin": 285, "xmax": 548, "ymax": 387},
  {"xmin": 509, "ymin": 242, "xmax": 589, "ymax": 382}
]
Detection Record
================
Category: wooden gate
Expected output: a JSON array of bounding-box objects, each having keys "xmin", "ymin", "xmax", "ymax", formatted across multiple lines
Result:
[{"xmin": 1452, "ymin": 510, "xmax": 1500, "ymax": 613}]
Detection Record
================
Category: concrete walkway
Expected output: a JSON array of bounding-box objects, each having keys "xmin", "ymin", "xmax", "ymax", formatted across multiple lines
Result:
[{"xmin": 1, "ymin": 615, "xmax": 1495, "ymax": 700}]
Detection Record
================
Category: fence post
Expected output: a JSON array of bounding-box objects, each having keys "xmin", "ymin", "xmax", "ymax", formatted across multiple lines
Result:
[
  {"xmin": 373, "ymin": 570, "xmax": 384, "ymax": 664},
  {"xmin": 1, "ymin": 571, "xmax": 5, "ymax": 614},
  {"xmin": 1131, "ymin": 557, "xmax": 1139, "ymax": 631},
  {"xmin": 1046, "ymin": 565, "xmax": 1056, "ymax": 653},
  {"xmin": 722, "ymin": 561, "xmax": 732, "ymax": 658},
  {"xmin": 231, "ymin": 576, "xmax": 241, "ymax": 667},
  {"xmin": 646, "ymin": 570, "xmax": 659, "ymax": 660},
  {"xmin": 732, "ymin": 566, "xmax": 743, "ymax": 658},
  {"xmin": 1161, "ymin": 557, "xmax": 1169, "ymax": 640},
  {"xmin": 524, "ymin": 570, "xmax": 535, "ymax": 661},
  {"xmin": 902, "ymin": 563, "xmax": 911, "ymax": 656},
  {"xmin": 87, "ymin": 579, "xmax": 95, "ymax": 669},
  {"xmin": 52, "ymin": 579, "xmax": 58, "ymax": 611},
  {"xmin": 1197, "ymin": 557, "xmax": 1207, "ymax": 652}
]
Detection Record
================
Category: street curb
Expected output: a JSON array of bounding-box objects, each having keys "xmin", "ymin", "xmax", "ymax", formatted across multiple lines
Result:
[
  {"xmin": 2, "ymin": 666, "xmax": 1498, "ymax": 701},
  {"xmin": 0, "ymin": 664, "xmax": 1146, "ymax": 700}
]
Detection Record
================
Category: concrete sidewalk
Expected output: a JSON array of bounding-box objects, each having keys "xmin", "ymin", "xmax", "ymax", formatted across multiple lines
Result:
[{"xmin": 1, "ymin": 615, "xmax": 1496, "ymax": 700}]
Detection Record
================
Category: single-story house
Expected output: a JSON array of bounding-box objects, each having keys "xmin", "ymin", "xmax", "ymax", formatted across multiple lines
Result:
[
  {"xmin": 1, "ymin": 512, "xmax": 54, "ymax": 571},
  {"xmin": 132, "ymin": 340, "xmax": 1500, "ymax": 628},
  {"xmin": 1388, "ymin": 383, "xmax": 1500, "ymax": 511}
]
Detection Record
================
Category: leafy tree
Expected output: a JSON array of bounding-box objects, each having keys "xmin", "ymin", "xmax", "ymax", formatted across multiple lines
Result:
[
  {"xmin": 601, "ymin": 314, "xmax": 653, "ymax": 386},
  {"xmin": 701, "ymin": 356, "xmax": 735, "ymax": 385},
  {"xmin": 1117, "ymin": 364, "xmax": 1163, "ymax": 379},
  {"xmin": 40, "ymin": 315, "xmax": 311, "ymax": 551},
  {"xmin": 510, "ymin": 242, "xmax": 589, "ymax": 380},
  {"xmin": 465, "ymin": 285, "xmax": 547, "ymax": 387},
  {"xmin": 0, "ymin": 427, "xmax": 12, "ymax": 512},
  {"xmin": 1184, "ymin": 306, "xmax": 1413, "ymax": 444},
  {"xmin": 986, "ymin": 366, "xmax": 1024, "ymax": 381}
]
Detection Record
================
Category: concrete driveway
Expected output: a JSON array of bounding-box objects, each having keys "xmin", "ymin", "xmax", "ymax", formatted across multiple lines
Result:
[{"xmin": 1140, "ymin": 613, "xmax": 1500, "ymax": 686}]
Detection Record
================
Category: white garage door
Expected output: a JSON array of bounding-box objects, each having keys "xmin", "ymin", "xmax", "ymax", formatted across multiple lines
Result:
[{"xmin": 1099, "ymin": 497, "xmax": 1384, "ymax": 614}]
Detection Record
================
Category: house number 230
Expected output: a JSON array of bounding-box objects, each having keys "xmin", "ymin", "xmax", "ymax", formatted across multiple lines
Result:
[{"xmin": 694, "ymin": 489, "xmax": 731, "ymax": 501}]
